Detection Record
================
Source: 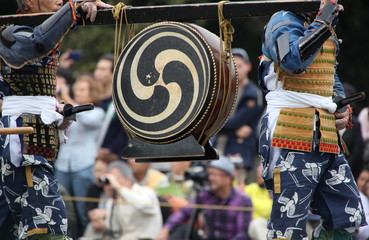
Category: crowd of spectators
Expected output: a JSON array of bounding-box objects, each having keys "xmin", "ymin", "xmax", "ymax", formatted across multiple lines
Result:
[{"xmin": 54, "ymin": 47, "xmax": 369, "ymax": 240}]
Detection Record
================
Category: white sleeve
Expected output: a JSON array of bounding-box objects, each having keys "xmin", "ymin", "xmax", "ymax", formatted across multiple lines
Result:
[{"xmin": 118, "ymin": 184, "xmax": 159, "ymax": 215}]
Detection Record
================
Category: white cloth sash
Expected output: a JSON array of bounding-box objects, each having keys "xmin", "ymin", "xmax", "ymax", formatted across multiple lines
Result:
[
  {"xmin": 2, "ymin": 96, "xmax": 65, "ymax": 167},
  {"xmin": 2, "ymin": 96, "xmax": 63, "ymax": 124},
  {"xmin": 265, "ymin": 90, "xmax": 337, "ymax": 114}
]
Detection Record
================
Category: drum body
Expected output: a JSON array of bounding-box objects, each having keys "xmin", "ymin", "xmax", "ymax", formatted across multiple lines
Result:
[{"xmin": 113, "ymin": 22, "xmax": 237, "ymax": 146}]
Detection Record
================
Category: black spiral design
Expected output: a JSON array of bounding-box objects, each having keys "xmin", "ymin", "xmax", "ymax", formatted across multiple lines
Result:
[{"xmin": 113, "ymin": 22, "xmax": 215, "ymax": 142}]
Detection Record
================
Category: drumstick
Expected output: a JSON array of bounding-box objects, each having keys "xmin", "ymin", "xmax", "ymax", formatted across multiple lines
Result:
[{"xmin": 0, "ymin": 127, "xmax": 34, "ymax": 135}]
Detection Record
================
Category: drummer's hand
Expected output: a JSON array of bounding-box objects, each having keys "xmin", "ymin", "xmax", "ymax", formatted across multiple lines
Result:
[
  {"xmin": 81, "ymin": 0, "xmax": 113, "ymax": 23},
  {"xmin": 56, "ymin": 103, "xmax": 74, "ymax": 130},
  {"xmin": 319, "ymin": 0, "xmax": 344, "ymax": 14},
  {"xmin": 58, "ymin": 118, "xmax": 73, "ymax": 130},
  {"xmin": 335, "ymin": 107, "xmax": 350, "ymax": 130}
]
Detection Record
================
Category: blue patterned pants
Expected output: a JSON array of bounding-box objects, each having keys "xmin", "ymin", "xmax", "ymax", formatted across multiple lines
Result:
[
  {"xmin": 259, "ymin": 114, "xmax": 366, "ymax": 240},
  {"xmin": 0, "ymin": 116, "xmax": 67, "ymax": 239}
]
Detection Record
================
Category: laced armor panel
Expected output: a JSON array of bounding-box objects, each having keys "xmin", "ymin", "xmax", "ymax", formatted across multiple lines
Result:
[
  {"xmin": 21, "ymin": 113, "xmax": 59, "ymax": 160},
  {"xmin": 1, "ymin": 62, "xmax": 56, "ymax": 97},
  {"xmin": 277, "ymin": 39, "xmax": 336, "ymax": 97}
]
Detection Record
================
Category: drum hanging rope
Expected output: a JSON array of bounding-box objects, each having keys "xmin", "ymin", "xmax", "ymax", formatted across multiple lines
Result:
[
  {"xmin": 112, "ymin": 2, "xmax": 135, "ymax": 66},
  {"xmin": 112, "ymin": 2, "xmax": 135, "ymax": 140},
  {"xmin": 218, "ymin": 1, "xmax": 234, "ymax": 64},
  {"xmin": 217, "ymin": 0, "xmax": 236, "ymax": 142},
  {"xmin": 199, "ymin": 0, "xmax": 237, "ymax": 145}
]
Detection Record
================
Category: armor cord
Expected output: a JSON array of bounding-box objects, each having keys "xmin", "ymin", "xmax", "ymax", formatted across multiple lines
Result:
[
  {"xmin": 112, "ymin": 2, "xmax": 135, "ymax": 66},
  {"xmin": 199, "ymin": 0, "xmax": 237, "ymax": 145},
  {"xmin": 112, "ymin": 2, "xmax": 135, "ymax": 140}
]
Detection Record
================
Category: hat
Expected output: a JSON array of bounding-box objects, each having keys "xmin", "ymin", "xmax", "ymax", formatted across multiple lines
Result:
[
  {"xmin": 107, "ymin": 161, "xmax": 135, "ymax": 182},
  {"xmin": 209, "ymin": 155, "xmax": 235, "ymax": 177},
  {"xmin": 232, "ymin": 48, "xmax": 250, "ymax": 63}
]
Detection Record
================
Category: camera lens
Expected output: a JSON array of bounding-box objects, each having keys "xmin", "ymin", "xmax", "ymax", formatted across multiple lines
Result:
[{"xmin": 98, "ymin": 176, "xmax": 110, "ymax": 184}]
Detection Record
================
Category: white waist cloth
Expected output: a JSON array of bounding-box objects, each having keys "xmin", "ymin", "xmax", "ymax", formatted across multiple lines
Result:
[
  {"xmin": 2, "ymin": 96, "xmax": 65, "ymax": 167},
  {"xmin": 2, "ymin": 95, "xmax": 63, "ymax": 124},
  {"xmin": 265, "ymin": 90, "xmax": 337, "ymax": 114}
]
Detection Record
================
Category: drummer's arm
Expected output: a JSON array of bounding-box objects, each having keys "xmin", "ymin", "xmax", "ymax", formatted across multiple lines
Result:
[
  {"xmin": 264, "ymin": 12, "xmax": 314, "ymax": 74},
  {"xmin": 264, "ymin": 3, "xmax": 340, "ymax": 74},
  {"xmin": 0, "ymin": 3, "xmax": 76, "ymax": 69}
]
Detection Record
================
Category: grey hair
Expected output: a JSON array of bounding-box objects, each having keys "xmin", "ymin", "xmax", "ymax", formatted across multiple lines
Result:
[
  {"xmin": 17, "ymin": 0, "xmax": 25, "ymax": 11},
  {"xmin": 107, "ymin": 161, "xmax": 135, "ymax": 182}
]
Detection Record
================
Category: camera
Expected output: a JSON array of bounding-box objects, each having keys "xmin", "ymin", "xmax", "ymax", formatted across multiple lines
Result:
[
  {"xmin": 185, "ymin": 165, "xmax": 208, "ymax": 186},
  {"xmin": 229, "ymin": 155, "xmax": 243, "ymax": 169},
  {"xmin": 68, "ymin": 50, "xmax": 82, "ymax": 61},
  {"xmin": 98, "ymin": 176, "xmax": 110, "ymax": 185}
]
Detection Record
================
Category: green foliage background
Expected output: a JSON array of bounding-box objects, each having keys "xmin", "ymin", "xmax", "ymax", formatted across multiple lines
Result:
[{"xmin": 2, "ymin": 0, "xmax": 368, "ymax": 112}]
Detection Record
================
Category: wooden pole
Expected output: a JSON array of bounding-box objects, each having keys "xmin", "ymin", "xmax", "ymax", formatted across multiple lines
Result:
[
  {"xmin": 0, "ymin": 1, "xmax": 320, "ymax": 27},
  {"xmin": 0, "ymin": 127, "xmax": 34, "ymax": 135}
]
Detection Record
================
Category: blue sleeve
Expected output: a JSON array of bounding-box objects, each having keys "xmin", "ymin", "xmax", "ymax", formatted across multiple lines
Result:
[
  {"xmin": 76, "ymin": 107, "xmax": 105, "ymax": 128},
  {"xmin": 222, "ymin": 105, "xmax": 261, "ymax": 131},
  {"xmin": 0, "ymin": 3, "xmax": 75, "ymax": 69},
  {"xmin": 333, "ymin": 66, "xmax": 345, "ymax": 97},
  {"xmin": 263, "ymin": 11, "xmax": 333, "ymax": 74}
]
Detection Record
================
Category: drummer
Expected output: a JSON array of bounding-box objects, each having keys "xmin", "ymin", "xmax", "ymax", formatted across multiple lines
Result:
[{"xmin": 0, "ymin": 1, "xmax": 111, "ymax": 239}]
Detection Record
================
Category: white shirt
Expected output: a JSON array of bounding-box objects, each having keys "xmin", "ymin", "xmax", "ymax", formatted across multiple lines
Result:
[
  {"xmin": 55, "ymin": 107, "xmax": 105, "ymax": 172},
  {"xmin": 110, "ymin": 183, "xmax": 163, "ymax": 240}
]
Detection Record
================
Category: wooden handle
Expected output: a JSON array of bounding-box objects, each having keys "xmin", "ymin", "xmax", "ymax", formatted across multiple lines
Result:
[{"xmin": 0, "ymin": 127, "xmax": 34, "ymax": 135}]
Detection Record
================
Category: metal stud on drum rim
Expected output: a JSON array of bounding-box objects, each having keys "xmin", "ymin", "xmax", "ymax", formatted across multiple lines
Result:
[{"xmin": 113, "ymin": 22, "xmax": 237, "ymax": 145}]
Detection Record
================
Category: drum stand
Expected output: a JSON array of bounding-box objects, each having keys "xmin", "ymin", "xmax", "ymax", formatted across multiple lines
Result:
[{"xmin": 121, "ymin": 135, "xmax": 219, "ymax": 162}]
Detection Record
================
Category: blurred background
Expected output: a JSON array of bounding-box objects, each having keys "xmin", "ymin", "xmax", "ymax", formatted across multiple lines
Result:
[{"xmin": 1, "ymin": 0, "xmax": 368, "ymax": 112}]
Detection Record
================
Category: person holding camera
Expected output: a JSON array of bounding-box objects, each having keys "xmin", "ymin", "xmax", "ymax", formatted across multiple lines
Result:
[
  {"xmin": 156, "ymin": 156, "xmax": 252, "ymax": 240},
  {"xmin": 214, "ymin": 48, "xmax": 264, "ymax": 187},
  {"xmin": 83, "ymin": 161, "xmax": 162, "ymax": 240}
]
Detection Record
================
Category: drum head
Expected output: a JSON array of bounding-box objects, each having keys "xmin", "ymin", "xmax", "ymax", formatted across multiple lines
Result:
[{"xmin": 113, "ymin": 22, "xmax": 216, "ymax": 143}]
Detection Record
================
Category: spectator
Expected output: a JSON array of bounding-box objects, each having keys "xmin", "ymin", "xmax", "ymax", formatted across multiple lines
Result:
[
  {"xmin": 56, "ymin": 66, "xmax": 74, "ymax": 100},
  {"xmin": 84, "ymin": 161, "xmax": 163, "ymax": 240},
  {"xmin": 85, "ymin": 158, "xmax": 109, "ymax": 216},
  {"xmin": 358, "ymin": 108, "xmax": 369, "ymax": 142},
  {"xmin": 128, "ymin": 158, "xmax": 169, "ymax": 191},
  {"xmin": 156, "ymin": 161, "xmax": 195, "ymax": 200},
  {"xmin": 358, "ymin": 105, "xmax": 369, "ymax": 171},
  {"xmin": 59, "ymin": 49, "xmax": 82, "ymax": 69},
  {"xmin": 83, "ymin": 158, "xmax": 112, "ymax": 239},
  {"xmin": 55, "ymin": 74, "xmax": 105, "ymax": 235},
  {"xmin": 156, "ymin": 161, "xmax": 194, "ymax": 223},
  {"xmin": 156, "ymin": 156, "xmax": 253, "ymax": 240},
  {"xmin": 214, "ymin": 48, "xmax": 264, "ymax": 186},
  {"xmin": 94, "ymin": 54, "xmax": 129, "ymax": 163},
  {"xmin": 355, "ymin": 169, "xmax": 369, "ymax": 240},
  {"xmin": 244, "ymin": 162, "xmax": 271, "ymax": 240}
]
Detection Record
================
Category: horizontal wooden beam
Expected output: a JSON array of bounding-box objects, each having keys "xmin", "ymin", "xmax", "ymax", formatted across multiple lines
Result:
[{"xmin": 0, "ymin": 1, "xmax": 320, "ymax": 27}]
